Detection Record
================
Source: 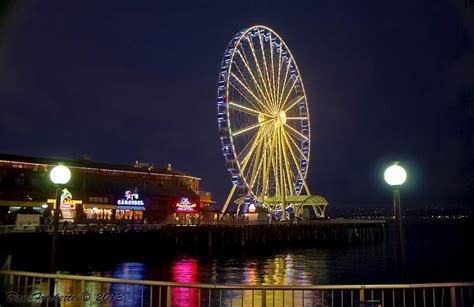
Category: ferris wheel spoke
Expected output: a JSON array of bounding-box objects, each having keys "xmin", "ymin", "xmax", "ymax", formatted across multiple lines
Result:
[
  {"xmin": 283, "ymin": 122, "xmax": 308, "ymax": 141},
  {"xmin": 276, "ymin": 58, "xmax": 292, "ymax": 109},
  {"xmin": 230, "ymin": 73, "xmax": 273, "ymax": 114},
  {"xmin": 233, "ymin": 119, "xmax": 269, "ymax": 137},
  {"xmin": 266, "ymin": 32, "xmax": 277, "ymax": 106},
  {"xmin": 252, "ymin": 147, "xmax": 267, "ymax": 192},
  {"xmin": 248, "ymin": 134, "xmax": 266, "ymax": 189},
  {"xmin": 272, "ymin": 135, "xmax": 280, "ymax": 196},
  {"xmin": 235, "ymin": 49, "xmax": 272, "ymax": 110},
  {"xmin": 283, "ymin": 96, "xmax": 305, "ymax": 113},
  {"xmin": 284, "ymin": 129, "xmax": 307, "ymax": 159},
  {"xmin": 285, "ymin": 117, "xmax": 307, "ymax": 120},
  {"xmin": 281, "ymin": 131, "xmax": 311, "ymax": 194},
  {"xmin": 228, "ymin": 102, "xmax": 262, "ymax": 117},
  {"xmin": 263, "ymin": 127, "xmax": 278, "ymax": 197},
  {"xmin": 246, "ymin": 36, "xmax": 274, "ymax": 109},
  {"xmin": 245, "ymin": 127, "xmax": 264, "ymax": 180},
  {"xmin": 276, "ymin": 41, "xmax": 283, "ymax": 108},
  {"xmin": 239, "ymin": 122, "xmax": 274, "ymax": 166},
  {"xmin": 236, "ymin": 127, "xmax": 262, "ymax": 162},
  {"xmin": 234, "ymin": 62, "xmax": 268, "ymax": 111},
  {"xmin": 280, "ymin": 128, "xmax": 295, "ymax": 195},
  {"xmin": 257, "ymin": 30, "xmax": 276, "ymax": 107},
  {"xmin": 255, "ymin": 129, "xmax": 274, "ymax": 191},
  {"xmin": 229, "ymin": 80, "xmax": 264, "ymax": 114},
  {"xmin": 269, "ymin": 33, "xmax": 278, "ymax": 110},
  {"xmin": 279, "ymin": 75, "xmax": 300, "ymax": 111},
  {"xmin": 236, "ymin": 121, "xmax": 273, "ymax": 163},
  {"xmin": 276, "ymin": 126, "xmax": 283, "ymax": 197}
]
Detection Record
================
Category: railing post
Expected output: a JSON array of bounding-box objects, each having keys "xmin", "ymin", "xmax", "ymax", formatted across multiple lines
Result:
[
  {"xmin": 450, "ymin": 287, "xmax": 456, "ymax": 307},
  {"xmin": 360, "ymin": 287, "xmax": 365, "ymax": 302},
  {"xmin": 167, "ymin": 285, "xmax": 171, "ymax": 307},
  {"xmin": 1, "ymin": 255, "xmax": 12, "ymax": 270},
  {"xmin": 81, "ymin": 280, "xmax": 86, "ymax": 307},
  {"xmin": 262, "ymin": 289, "xmax": 266, "ymax": 307}
]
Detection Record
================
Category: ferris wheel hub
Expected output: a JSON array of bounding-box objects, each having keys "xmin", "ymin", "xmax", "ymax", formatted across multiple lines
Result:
[{"xmin": 277, "ymin": 110, "xmax": 287, "ymax": 125}]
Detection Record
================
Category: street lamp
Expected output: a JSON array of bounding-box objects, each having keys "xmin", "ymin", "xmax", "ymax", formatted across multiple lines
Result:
[
  {"xmin": 50, "ymin": 165, "xmax": 71, "ymax": 185},
  {"xmin": 384, "ymin": 162, "xmax": 406, "ymax": 283},
  {"xmin": 49, "ymin": 165, "xmax": 71, "ymax": 275}
]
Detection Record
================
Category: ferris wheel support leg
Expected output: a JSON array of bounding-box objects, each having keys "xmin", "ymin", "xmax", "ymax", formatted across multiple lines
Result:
[
  {"xmin": 221, "ymin": 184, "xmax": 238, "ymax": 214},
  {"xmin": 236, "ymin": 203, "xmax": 242, "ymax": 216},
  {"xmin": 311, "ymin": 205, "xmax": 319, "ymax": 219}
]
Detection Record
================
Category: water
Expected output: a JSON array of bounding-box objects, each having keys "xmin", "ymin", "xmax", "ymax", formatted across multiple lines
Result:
[
  {"xmin": 5, "ymin": 220, "xmax": 472, "ymax": 285},
  {"xmin": 44, "ymin": 220, "xmax": 472, "ymax": 285}
]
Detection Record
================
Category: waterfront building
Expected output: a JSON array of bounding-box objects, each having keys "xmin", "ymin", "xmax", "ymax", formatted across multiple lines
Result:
[{"xmin": 0, "ymin": 153, "xmax": 212, "ymax": 224}]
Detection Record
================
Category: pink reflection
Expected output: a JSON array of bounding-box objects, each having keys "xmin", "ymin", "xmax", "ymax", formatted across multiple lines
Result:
[
  {"xmin": 243, "ymin": 262, "xmax": 257, "ymax": 285},
  {"xmin": 171, "ymin": 258, "xmax": 199, "ymax": 307}
]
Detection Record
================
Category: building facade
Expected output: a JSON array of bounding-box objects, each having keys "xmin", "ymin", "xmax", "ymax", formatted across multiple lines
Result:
[{"xmin": 0, "ymin": 153, "xmax": 208, "ymax": 224}]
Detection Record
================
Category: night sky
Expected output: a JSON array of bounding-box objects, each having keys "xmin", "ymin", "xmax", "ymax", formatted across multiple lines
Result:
[{"xmin": 0, "ymin": 0, "xmax": 473, "ymax": 208}]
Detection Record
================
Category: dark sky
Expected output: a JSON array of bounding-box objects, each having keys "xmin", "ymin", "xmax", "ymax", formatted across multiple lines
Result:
[{"xmin": 1, "ymin": 0, "xmax": 473, "ymax": 208}]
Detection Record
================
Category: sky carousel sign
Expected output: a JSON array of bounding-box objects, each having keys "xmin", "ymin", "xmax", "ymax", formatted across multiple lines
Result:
[{"xmin": 117, "ymin": 190, "xmax": 145, "ymax": 210}]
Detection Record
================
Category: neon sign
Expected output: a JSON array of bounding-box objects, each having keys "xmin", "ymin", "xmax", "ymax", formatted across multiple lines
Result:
[
  {"xmin": 175, "ymin": 197, "xmax": 198, "ymax": 213},
  {"xmin": 61, "ymin": 189, "xmax": 72, "ymax": 204},
  {"xmin": 47, "ymin": 188, "xmax": 81, "ymax": 209},
  {"xmin": 117, "ymin": 190, "xmax": 144, "ymax": 206}
]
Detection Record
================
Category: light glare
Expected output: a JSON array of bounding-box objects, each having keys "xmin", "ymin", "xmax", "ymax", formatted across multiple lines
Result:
[
  {"xmin": 49, "ymin": 165, "xmax": 71, "ymax": 185},
  {"xmin": 384, "ymin": 164, "xmax": 407, "ymax": 186}
]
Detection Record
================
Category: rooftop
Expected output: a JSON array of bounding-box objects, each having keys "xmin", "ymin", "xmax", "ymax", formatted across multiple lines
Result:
[{"xmin": 0, "ymin": 153, "xmax": 200, "ymax": 180}]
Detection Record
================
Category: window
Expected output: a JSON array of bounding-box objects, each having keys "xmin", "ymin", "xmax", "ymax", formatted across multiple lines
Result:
[{"xmin": 88, "ymin": 196, "xmax": 109, "ymax": 203}]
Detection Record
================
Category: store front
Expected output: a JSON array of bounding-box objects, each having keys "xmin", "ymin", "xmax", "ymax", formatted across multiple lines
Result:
[
  {"xmin": 83, "ymin": 206, "xmax": 114, "ymax": 220},
  {"xmin": 115, "ymin": 190, "xmax": 145, "ymax": 221},
  {"xmin": 173, "ymin": 197, "xmax": 200, "ymax": 225},
  {"xmin": 47, "ymin": 188, "xmax": 82, "ymax": 222}
]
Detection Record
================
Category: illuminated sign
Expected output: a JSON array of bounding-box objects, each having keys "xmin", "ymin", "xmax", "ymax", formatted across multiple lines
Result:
[
  {"xmin": 47, "ymin": 188, "xmax": 81, "ymax": 209},
  {"xmin": 175, "ymin": 197, "xmax": 198, "ymax": 213},
  {"xmin": 117, "ymin": 190, "xmax": 145, "ymax": 207},
  {"xmin": 61, "ymin": 189, "xmax": 72, "ymax": 204},
  {"xmin": 248, "ymin": 204, "xmax": 256, "ymax": 213},
  {"xmin": 117, "ymin": 191, "xmax": 145, "ymax": 211}
]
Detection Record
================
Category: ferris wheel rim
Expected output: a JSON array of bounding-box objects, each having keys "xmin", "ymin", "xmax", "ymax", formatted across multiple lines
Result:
[{"xmin": 218, "ymin": 25, "xmax": 311, "ymax": 200}]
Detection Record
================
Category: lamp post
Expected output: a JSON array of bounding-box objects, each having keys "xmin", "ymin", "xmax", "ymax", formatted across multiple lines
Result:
[
  {"xmin": 49, "ymin": 165, "xmax": 71, "ymax": 276},
  {"xmin": 384, "ymin": 162, "xmax": 407, "ymax": 283}
]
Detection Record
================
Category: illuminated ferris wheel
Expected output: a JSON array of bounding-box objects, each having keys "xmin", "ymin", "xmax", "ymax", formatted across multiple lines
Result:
[{"xmin": 217, "ymin": 25, "xmax": 325, "ymax": 217}]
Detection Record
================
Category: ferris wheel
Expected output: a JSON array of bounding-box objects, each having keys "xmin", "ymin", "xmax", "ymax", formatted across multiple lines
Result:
[{"xmin": 217, "ymin": 25, "xmax": 314, "ymax": 214}]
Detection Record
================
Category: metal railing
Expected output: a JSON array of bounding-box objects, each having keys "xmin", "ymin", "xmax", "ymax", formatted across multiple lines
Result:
[
  {"xmin": 0, "ymin": 219, "xmax": 386, "ymax": 234},
  {"xmin": 0, "ymin": 223, "xmax": 164, "ymax": 235},
  {"xmin": 1, "ymin": 270, "xmax": 473, "ymax": 306}
]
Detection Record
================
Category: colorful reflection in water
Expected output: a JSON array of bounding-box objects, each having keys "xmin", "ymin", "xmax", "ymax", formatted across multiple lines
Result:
[
  {"xmin": 169, "ymin": 252, "xmax": 321, "ymax": 285},
  {"xmin": 171, "ymin": 258, "xmax": 199, "ymax": 306},
  {"xmin": 167, "ymin": 253, "xmax": 323, "ymax": 306},
  {"xmin": 53, "ymin": 263, "xmax": 149, "ymax": 306}
]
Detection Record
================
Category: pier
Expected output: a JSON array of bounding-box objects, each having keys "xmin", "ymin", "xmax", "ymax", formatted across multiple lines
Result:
[{"xmin": 0, "ymin": 220, "xmax": 386, "ymax": 260}]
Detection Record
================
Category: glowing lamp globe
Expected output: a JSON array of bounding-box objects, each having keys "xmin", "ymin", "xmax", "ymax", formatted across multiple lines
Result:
[
  {"xmin": 50, "ymin": 165, "xmax": 71, "ymax": 185},
  {"xmin": 384, "ymin": 163, "xmax": 407, "ymax": 186}
]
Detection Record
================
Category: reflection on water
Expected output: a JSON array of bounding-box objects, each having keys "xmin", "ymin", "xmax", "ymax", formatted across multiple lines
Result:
[
  {"xmin": 7, "ymin": 221, "xmax": 472, "ymax": 306},
  {"xmin": 167, "ymin": 251, "xmax": 326, "ymax": 286},
  {"xmin": 171, "ymin": 258, "xmax": 198, "ymax": 306},
  {"xmin": 165, "ymin": 253, "xmax": 325, "ymax": 306}
]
